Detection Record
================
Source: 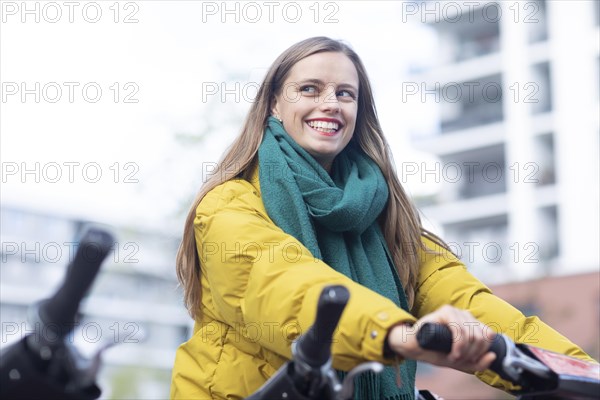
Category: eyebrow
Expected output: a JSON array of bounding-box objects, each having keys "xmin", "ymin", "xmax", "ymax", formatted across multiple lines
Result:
[{"xmin": 296, "ymin": 79, "xmax": 358, "ymax": 93}]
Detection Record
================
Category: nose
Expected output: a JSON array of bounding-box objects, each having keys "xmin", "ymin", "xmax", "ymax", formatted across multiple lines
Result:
[{"xmin": 319, "ymin": 85, "xmax": 341, "ymax": 113}]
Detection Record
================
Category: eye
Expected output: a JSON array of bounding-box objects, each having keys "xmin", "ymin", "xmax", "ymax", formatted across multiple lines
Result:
[
  {"xmin": 300, "ymin": 85, "xmax": 318, "ymax": 94},
  {"xmin": 337, "ymin": 89, "xmax": 356, "ymax": 100}
]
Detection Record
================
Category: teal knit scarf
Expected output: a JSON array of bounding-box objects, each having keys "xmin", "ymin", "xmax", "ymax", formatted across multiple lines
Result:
[{"xmin": 258, "ymin": 117, "xmax": 416, "ymax": 400}]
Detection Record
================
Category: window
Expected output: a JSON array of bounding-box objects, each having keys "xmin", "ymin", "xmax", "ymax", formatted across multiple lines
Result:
[{"xmin": 440, "ymin": 74, "xmax": 504, "ymax": 133}]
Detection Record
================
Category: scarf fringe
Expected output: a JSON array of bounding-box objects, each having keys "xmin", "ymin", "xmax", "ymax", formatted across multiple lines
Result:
[{"xmin": 337, "ymin": 370, "xmax": 415, "ymax": 400}]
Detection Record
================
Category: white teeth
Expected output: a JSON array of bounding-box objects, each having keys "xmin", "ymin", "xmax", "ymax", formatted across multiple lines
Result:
[{"xmin": 307, "ymin": 120, "xmax": 340, "ymax": 132}]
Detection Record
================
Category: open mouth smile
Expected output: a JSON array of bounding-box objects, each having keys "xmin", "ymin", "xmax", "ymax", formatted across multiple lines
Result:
[{"xmin": 306, "ymin": 119, "xmax": 342, "ymax": 136}]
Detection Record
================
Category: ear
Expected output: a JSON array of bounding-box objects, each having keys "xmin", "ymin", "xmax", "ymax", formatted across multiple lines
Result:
[{"xmin": 270, "ymin": 98, "xmax": 280, "ymax": 117}]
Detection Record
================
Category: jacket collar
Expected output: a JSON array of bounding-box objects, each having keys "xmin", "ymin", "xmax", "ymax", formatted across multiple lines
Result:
[{"xmin": 249, "ymin": 162, "xmax": 261, "ymax": 195}]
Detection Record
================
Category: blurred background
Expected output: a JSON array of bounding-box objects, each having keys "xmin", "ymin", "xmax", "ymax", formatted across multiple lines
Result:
[{"xmin": 1, "ymin": 1, "xmax": 598, "ymax": 399}]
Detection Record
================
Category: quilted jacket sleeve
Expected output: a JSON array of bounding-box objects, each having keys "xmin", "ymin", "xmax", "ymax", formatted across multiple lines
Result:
[
  {"xmin": 194, "ymin": 179, "xmax": 417, "ymax": 371},
  {"xmin": 413, "ymin": 236, "xmax": 595, "ymax": 391}
]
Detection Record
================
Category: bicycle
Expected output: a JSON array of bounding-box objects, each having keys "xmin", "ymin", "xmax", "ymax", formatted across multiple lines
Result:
[
  {"xmin": 246, "ymin": 285, "xmax": 600, "ymax": 400},
  {"xmin": 1, "ymin": 229, "xmax": 598, "ymax": 399}
]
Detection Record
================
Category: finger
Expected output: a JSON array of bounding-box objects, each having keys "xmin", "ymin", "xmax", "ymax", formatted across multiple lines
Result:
[
  {"xmin": 474, "ymin": 351, "xmax": 497, "ymax": 372},
  {"xmin": 454, "ymin": 318, "xmax": 487, "ymax": 362},
  {"xmin": 464, "ymin": 325, "xmax": 490, "ymax": 363},
  {"xmin": 450, "ymin": 319, "xmax": 473, "ymax": 361}
]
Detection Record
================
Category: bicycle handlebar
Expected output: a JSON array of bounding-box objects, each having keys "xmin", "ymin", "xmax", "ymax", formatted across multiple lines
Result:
[
  {"xmin": 295, "ymin": 285, "xmax": 350, "ymax": 368},
  {"xmin": 246, "ymin": 285, "xmax": 352, "ymax": 400},
  {"xmin": 35, "ymin": 228, "xmax": 114, "ymax": 341},
  {"xmin": 1, "ymin": 227, "xmax": 114, "ymax": 400},
  {"xmin": 248, "ymin": 295, "xmax": 599, "ymax": 400},
  {"xmin": 416, "ymin": 322, "xmax": 600, "ymax": 399},
  {"xmin": 416, "ymin": 322, "xmax": 512, "ymax": 381}
]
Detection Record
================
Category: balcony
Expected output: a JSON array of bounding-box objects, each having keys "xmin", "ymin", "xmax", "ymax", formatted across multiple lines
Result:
[{"xmin": 426, "ymin": 2, "xmax": 501, "ymax": 66}]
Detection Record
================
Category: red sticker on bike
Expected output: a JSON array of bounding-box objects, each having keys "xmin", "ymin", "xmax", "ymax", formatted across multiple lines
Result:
[{"xmin": 528, "ymin": 346, "xmax": 600, "ymax": 380}]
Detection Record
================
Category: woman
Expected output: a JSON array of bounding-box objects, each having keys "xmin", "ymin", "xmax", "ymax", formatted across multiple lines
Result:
[{"xmin": 171, "ymin": 37, "xmax": 593, "ymax": 399}]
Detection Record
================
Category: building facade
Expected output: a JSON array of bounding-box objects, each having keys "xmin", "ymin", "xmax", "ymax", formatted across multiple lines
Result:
[
  {"xmin": 407, "ymin": 1, "xmax": 600, "ymax": 398},
  {"xmin": 408, "ymin": 0, "xmax": 599, "ymax": 284}
]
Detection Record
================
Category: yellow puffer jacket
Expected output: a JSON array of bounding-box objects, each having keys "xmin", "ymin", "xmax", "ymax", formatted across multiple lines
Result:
[{"xmin": 170, "ymin": 169, "xmax": 593, "ymax": 399}]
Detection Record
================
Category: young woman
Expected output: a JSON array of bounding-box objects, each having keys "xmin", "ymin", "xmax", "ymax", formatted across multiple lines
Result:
[{"xmin": 170, "ymin": 37, "xmax": 593, "ymax": 400}]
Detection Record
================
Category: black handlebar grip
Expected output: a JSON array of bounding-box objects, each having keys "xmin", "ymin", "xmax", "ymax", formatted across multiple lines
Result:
[
  {"xmin": 416, "ymin": 322, "xmax": 453, "ymax": 353},
  {"xmin": 295, "ymin": 285, "xmax": 350, "ymax": 368},
  {"xmin": 488, "ymin": 334, "xmax": 508, "ymax": 377},
  {"xmin": 38, "ymin": 228, "xmax": 114, "ymax": 338},
  {"xmin": 417, "ymin": 323, "xmax": 509, "ymax": 377}
]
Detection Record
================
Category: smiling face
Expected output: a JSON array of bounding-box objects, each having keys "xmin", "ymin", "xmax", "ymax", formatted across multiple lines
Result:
[{"xmin": 271, "ymin": 52, "xmax": 359, "ymax": 172}]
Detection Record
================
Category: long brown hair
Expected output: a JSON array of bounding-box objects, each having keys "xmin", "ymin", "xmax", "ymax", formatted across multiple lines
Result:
[{"xmin": 177, "ymin": 37, "xmax": 442, "ymax": 319}]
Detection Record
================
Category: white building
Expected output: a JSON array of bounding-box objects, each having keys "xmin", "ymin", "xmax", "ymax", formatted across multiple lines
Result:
[{"xmin": 406, "ymin": 0, "xmax": 599, "ymax": 284}]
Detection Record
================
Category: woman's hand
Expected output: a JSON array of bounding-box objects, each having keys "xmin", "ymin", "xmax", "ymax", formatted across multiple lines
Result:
[{"xmin": 387, "ymin": 305, "xmax": 496, "ymax": 373}]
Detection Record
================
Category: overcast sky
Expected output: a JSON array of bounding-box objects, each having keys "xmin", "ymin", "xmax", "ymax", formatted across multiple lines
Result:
[{"xmin": 1, "ymin": 1, "xmax": 439, "ymax": 233}]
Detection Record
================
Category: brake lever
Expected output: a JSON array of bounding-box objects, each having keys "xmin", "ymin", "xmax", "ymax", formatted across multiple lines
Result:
[
  {"xmin": 69, "ymin": 325, "xmax": 147, "ymax": 390},
  {"xmin": 338, "ymin": 362, "xmax": 384, "ymax": 400},
  {"xmin": 496, "ymin": 335, "xmax": 552, "ymax": 382}
]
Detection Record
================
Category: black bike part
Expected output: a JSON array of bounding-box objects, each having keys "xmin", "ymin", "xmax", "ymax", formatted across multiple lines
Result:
[
  {"xmin": 244, "ymin": 286, "xmax": 350, "ymax": 400},
  {"xmin": 1, "ymin": 227, "xmax": 113, "ymax": 400},
  {"xmin": 37, "ymin": 228, "xmax": 113, "ymax": 339},
  {"xmin": 488, "ymin": 335, "xmax": 511, "ymax": 381},
  {"xmin": 416, "ymin": 322, "xmax": 453, "ymax": 353},
  {"xmin": 294, "ymin": 285, "xmax": 350, "ymax": 368},
  {"xmin": 245, "ymin": 363, "xmax": 312, "ymax": 400},
  {"xmin": 417, "ymin": 323, "xmax": 508, "ymax": 378},
  {"xmin": 417, "ymin": 389, "xmax": 439, "ymax": 400},
  {"xmin": 0, "ymin": 339, "xmax": 100, "ymax": 400}
]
